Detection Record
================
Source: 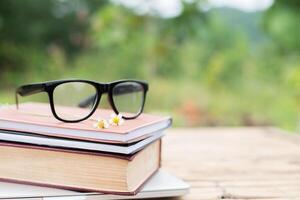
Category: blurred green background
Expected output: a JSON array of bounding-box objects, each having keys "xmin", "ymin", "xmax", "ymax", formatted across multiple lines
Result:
[{"xmin": 0, "ymin": 0, "xmax": 299, "ymax": 130}]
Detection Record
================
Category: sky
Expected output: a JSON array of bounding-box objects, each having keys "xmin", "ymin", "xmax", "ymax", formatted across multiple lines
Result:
[{"xmin": 111, "ymin": 0, "xmax": 274, "ymax": 18}]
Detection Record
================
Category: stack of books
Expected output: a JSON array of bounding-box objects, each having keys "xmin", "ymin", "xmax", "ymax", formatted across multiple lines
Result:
[{"xmin": 0, "ymin": 102, "xmax": 175, "ymax": 196}]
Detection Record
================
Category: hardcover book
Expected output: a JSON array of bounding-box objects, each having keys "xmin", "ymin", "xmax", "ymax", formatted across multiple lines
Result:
[
  {"xmin": 0, "ymin": 140, "xmax": 161, "ymax": 194},
  {"xmin": 0, "ymin": 102, "xmax": 172, "ymax": 143}
]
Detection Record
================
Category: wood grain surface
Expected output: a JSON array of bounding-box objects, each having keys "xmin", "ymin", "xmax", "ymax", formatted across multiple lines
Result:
[{"xmin": 160, "ymin": 127, "xmax": 300, "ymax": 200}]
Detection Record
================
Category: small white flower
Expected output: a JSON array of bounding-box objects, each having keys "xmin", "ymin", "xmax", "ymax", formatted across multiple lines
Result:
[
  {"xmin": 109, "ymin": 113, "xmax": 124, "ymax": 126},
  {"xmin": 93, "ymin": 118, "xmax": 109, "ymax": 129}
]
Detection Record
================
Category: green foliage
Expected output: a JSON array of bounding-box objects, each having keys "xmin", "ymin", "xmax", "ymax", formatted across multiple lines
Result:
[
  {"xmin": 0, "ymin": 0, "xmax": 299, "ymax": 130},
  {"xmin": 0, "ymin": 0, "xmax": 107, "ymax": 74},
  {"xmin": 263, "ymin": 0, "xmax": 300, "ymax": 52}
]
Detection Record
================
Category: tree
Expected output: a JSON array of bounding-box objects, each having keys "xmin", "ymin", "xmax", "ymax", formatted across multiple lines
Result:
[{"xmin": 0, "ymin": 0, "xmax": 107, "ymax": 72}]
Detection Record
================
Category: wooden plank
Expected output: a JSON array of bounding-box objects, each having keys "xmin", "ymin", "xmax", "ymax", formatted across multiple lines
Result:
[{"xmin": 160, "ymin": 127, "xmax": 300, "ymax": 200}]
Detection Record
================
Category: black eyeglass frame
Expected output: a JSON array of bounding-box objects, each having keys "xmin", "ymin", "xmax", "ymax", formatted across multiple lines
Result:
[{"xmin": 15, "ymin": 79, "xmax": 148, "ymax": 123}]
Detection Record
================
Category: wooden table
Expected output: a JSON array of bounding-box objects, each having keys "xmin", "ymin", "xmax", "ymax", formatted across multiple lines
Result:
[{"xmin": 161, "ymin": 127, "xmax": 300, "ymax": 200}]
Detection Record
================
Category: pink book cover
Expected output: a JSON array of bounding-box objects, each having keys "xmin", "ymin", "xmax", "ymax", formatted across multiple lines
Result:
[{"xmin": 0, "ymin": 103, "xmax": 171, "ymax": 143}]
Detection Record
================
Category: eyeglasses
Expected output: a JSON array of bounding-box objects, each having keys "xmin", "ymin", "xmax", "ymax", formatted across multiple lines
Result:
[{"xmin": 15, "ymin": 79, "xmax": 148, "ymax": 123}]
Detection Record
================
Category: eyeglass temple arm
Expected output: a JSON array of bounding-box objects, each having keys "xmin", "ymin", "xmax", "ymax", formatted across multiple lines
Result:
[
  {"xmin": 78, "ymin": 86, "xmax": 145, "ymax": 108},
  {"xmin": 15, "ymin": 83, "xmax": 45, "ymax": 109}
]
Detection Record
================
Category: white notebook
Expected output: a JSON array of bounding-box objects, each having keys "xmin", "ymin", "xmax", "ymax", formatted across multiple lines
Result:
[
  {"xmin": 0, "ymin": 130, "xmax": 164, "ymax": 154},
  {"xmin": 0, "ymin": 170, "xmax": 189, "ymax": 199}
]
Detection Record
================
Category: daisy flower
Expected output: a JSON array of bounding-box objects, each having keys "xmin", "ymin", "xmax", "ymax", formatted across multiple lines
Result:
[
  {"xmin": 109, "ymin": 113, "xmax": 124, "ymax": 126},
  {"xmin": 93, "ymin": 118, "xmax": 109, "ymax": 129}
]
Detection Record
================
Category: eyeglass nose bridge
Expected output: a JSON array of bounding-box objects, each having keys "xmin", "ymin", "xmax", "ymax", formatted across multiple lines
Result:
[{"xmin": 98, "ymin": 84, "xmax": 109, "ymax": 94}]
